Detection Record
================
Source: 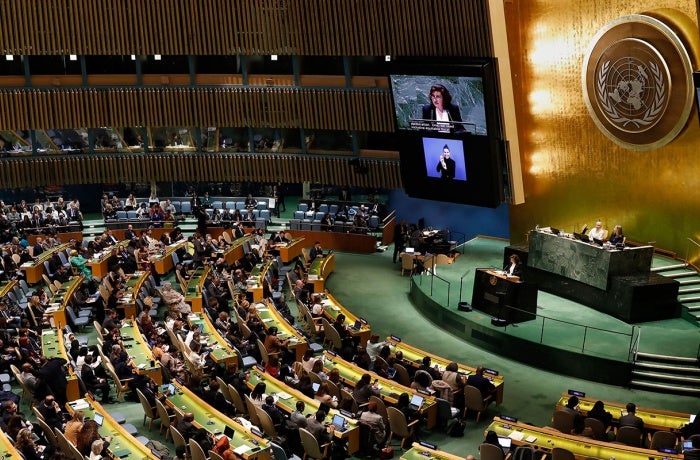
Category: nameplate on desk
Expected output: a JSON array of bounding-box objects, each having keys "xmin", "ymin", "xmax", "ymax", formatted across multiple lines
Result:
[
  {"xmin": 418, "ymin": 441, "xmax": 437, "ymax": 450},
  {"xmin": 255, "ymin": 364, "xmax": 265, "ymax": 373},
  {"xmin": 501, "ymin": 415, "xmax": 518, "ymax": 423},
  {"xmin": 484, "ymin": 368, "xmax": 499, "ymax": 376},
  {"xmin": 390, "ymin": 335, "xmax": 401, "ymax": 342},
  {"xmin": 359, "ymin": 317, "xmax": 368, "ymax": 325},
  {"xmin": 326, "ymin": 350, "xmax": 337, "ymax": 357},
  {"xmin": 307, "ymin": 275, "xmax": 318, "ymax": 280},
  {"xmin": 567, "ymin": 389, "xmax": 585, "ymax": 397}
]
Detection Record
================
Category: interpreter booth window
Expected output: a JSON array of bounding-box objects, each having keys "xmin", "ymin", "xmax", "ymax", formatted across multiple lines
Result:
[
  {"xmin": 149, "ymin": 127, "xmax": 196, "ymax": 152},
  {"xmin": 281, "ymin": 129, "xmax": 302, "ymax": 153},
  {"xmin": 348, "ymin": 56, "xmax": 393, "ymax": 78},
  {"xmin": 194, "ymin": 55, "xmax": 241, "ymax": 74},
  {"xmin": 251, "ymin": 128, "xmax": 279, "ymax": 153},
  {"xmin": 141, "ymin": 55, "xmax": 189, "ymax": 74},
  {"xmin": 306, "ymin": 130, "xmax": 353, "ymax": 154},
  {"xmin": 298, "ymin": 56, "xmax": 345, "ymax": 76},
  {"xmin": 0, "ymin": 55, "xmax": 25, "ymax": 76},
  {"xmin": 245, "ymin": 55, "xmax": 294, "ymax": 86},
  {"xmin": 28, "ymin": 56, "xmax": 82, "ymax": 75},
  {"xmin": 84, "ymin": 55, "xmax": 138, "ymax": 75},
  {"xmin": 356, "ymin": 131, "xmax": 399, "ymax": 152},
  {"xmin": 0, "ymin": 130, "xmax": 31, "ymax": 156},
  {"xmin": 122, "ymin": 127, "xmax": 146, "ymax": 152},
  {"xmin": 208, "ymin": 127, "xmax": 249, "ymax": 152},
  {"xmin": 34, "ymin": 129, "xmax": 88, "ymax": 155},
  {"xmin": 90, "ymin": 128, "xmax": 136, "ymax": 153}
]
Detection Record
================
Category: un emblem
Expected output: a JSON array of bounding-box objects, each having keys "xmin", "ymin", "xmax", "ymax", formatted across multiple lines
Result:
[{"xmin": 582, "ymin": 15, "xmax": 694, "ymax": 151}]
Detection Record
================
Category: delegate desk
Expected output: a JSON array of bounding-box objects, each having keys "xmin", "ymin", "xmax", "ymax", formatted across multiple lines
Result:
[
  {"xmin": 44, "ymin": 275, "xmax": 84, "ymax": 329},
  {"xmin": 0, "ymin": 280, "xmax": 17, "ymax": 298},
  {"xmin": 119, "ymin": 318, "xmax": 162, "ymax": 384},
  {"xmin": 186, "ymin": 312, "xmax": 239, "ymax": 368},
  {"xmin": 321, "ymin": 350, "xmax": 438, "ymax": 429},
  {"xmin": 149, "ymin": 240, "xmax": 186, "ymax": 275},
  {"xmin": 248, "ymin": 260, "xmax": 273, "ymax": 302},
  {"xmin": 220, "ymin": 234, "xmax": 253, "ymax": 266},
  {"xmin": 401, "ymin": 442, "xmax": 464, "ymax": 460},
  {"xmin": 321, "ymin": 292, "xmax": 371, "ymax": 345},
  {"xmin": 254, "ymin": 300, "xmax": 308, "ymax": 362},
  {"xmin": 67, "ymin": 395, "xmax": 158, "ymax": 459},
  {"xmin": 86, "ymin": 241, "xmax": 129, "ymax": 279},
  {"xmin": 276, "ymin": 237, "xmax": 305, "ymax": 263},
  {"xmin": 386, "ymin": 336, "xmax": 505, "ymax": 405},
  {"xmin": 247, "ymin": 368, "xmax": 361, "ymax": 454},
  {"xmin": 40, "ymin": 328, "xmax": 80, "ymax": 401},
  {"xmin": 526, "ymin": 230, "xmax": 679, "ymax": 322},
  {"xmin": 20, "ymin": 242, "xmax": 71, "ymax": 284},
  {"xmin": 554, "ymin": 393, "xmax": 691, "ymax": 433},
  {"xmin": 0, "ymin": 426, "xmax": 22, "ymax": 458},
  {"xmin": 165, "ymin": 380, "xmax": 271, "ymax": 460},
  {"xmin": 486, "ymin": 416, "xmax": 682, "ymax": 460},
  {"xmin": 184, "ymin": 266, "xmax": 210, "ymax": 312},
  {"xmin": 472, "ymin": 269, "xmax": 537, "ymax": 324},
  {"xmin": 308, "ymin": 252, "xmax": 335, "ymax": 293},
  {"xmin": 117, "ymin": 270, "xmax": 150, "ymax": 319}
]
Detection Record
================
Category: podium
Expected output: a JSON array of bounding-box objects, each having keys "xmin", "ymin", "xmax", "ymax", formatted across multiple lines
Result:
[{"xmin": 471, "ymin": 269, "xmax": 537, "ymax": 324}]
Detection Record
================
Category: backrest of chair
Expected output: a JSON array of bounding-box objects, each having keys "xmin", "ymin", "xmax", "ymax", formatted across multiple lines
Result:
[
  {"xmin": 299, "ymin": 427, "xmax": 324, "ymax": 459},
  {"xmin": 616, "ymin": 426, "xmax": 642, "ymax": 447},
  {"xmin": 479, "ymin": 443, "xmax": 505, "ymax": 460},
  {"xmin": 650, "ymin": 430, "xmax": 678, "ymax": 450},
  {"xmin": 256, "ymin": 338, "xmax": 270, "ymax": 364},
  {"xmin": 189, "ymin": 438, "xmax": 207, "ymax": 460},
  {"xmin": 465, "ymin": 385, "xmax": 487, "ymax": 410},
  {"xmin": 245, "ymin": 395, "xmax": 261, "ymax": 426},
  {"xmin": 340, "ymin": 388, "xmax": 358, "ymax": 413},
  {"xmin": 256, "ymin": 406, "xmax": 278, "ymax": 437},
  {"xmin": 169, "ymin": 424, "xmax": 186, "ymax": 450},
  {"xmin": 322, "ymin": 319, "xmax": 342, "ymax": 350},
  {"xmin": 228, "ymin": 384, "xmax": 247, "ymax": 415},
  {"xmin": 32, "ymin": 406, "xmax": 44, "ymax": 421},
  {"xmin": 552, "ymin": 410, "xmax": 575, "ymax": 434},
  {"xmin": 393, "ymin": 363, "xmax": 411, "ymax": 387},
  {"xmin": 583, "ymin": 417, "xmax": 605, "ymax": 441},
  {"xmin": 308, "ymin": 371, "xmax": 322, "ymax": 385},
  {"xmin": 269, "ymin": 441, "xmax": 288, "ymax": 460},
  {"xmin": 216, "ymin": 376, "xmax": 232, "ymax": 403},
  {"xmin": 370, "ymin": 395, "xmax": 388, "ymax": 422},
  {"xmin": 386, "ymin": 406, "xmax": 409, "ymax": 437},
  {"xmin": 325, "ymin": 380, "xmax": 340, "ymax": 400},
  {"xmin": 136, "ymin": 388, "xmax": 154, "ymax": 417},
  {"xmin": 209, "ymin": 451, "xmax": 226, "ymax": 460},
  {"xmin": 551, "ymin": 447, "xmax": 575, "ymax": 460},
  {"xmin": 37, "ymin": 418, "xmax": 58, "ymax": 447},
  {"xmin": 155, "ymin": 399, "xmax": 171, "ymax": 428}
]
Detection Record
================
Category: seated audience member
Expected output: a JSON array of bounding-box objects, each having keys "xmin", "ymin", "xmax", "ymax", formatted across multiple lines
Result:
[
  {"xmin": 76, "ymin": 420, "xmax": 111, "ymax": 457},
  {"xmin": 560, "ymin": 395, "xmax": 580, "ymax": 416},
  {"xmin": 37, "ymin": 395, "xmax": 64, "ymax": 432},
  {"xmin": 684, "ymin": 436, "xmax": 700, "ymax": 460},
  {"xmin": 314, "ymin": 381, "xmax": 338, "ymax": 408},
  {"xmin": 483, "ymin": 430, "xmax": 505, "ymax": 456},
  {"xmin": 289, "ymin": 400, "xmax": 308, "ymax": 429},
  {"xmin": 360, "ymin": 400, "xmax": 386, "ymax": 446},
  {"xmin": 262, "ymin": 395, "xmax": 286, "ymax": 428},
  {"xmin": 306, "ymin": 410, "xmax": 334, "ymax": 445},
  {"xmin": 14, "ymin": 428, "xmax": 43, "ymax": 460},
  {"xmin": 619, "ymin": 402, "xmax": 644, "ymax": 431},
  {"xmin": 65, "ymin": 410, "xmax": 84, "ymax": 445},
  {"xmin": 352, "ymin": 373, "xmax": 379, "ymax": 404},
  {"xmin": 90, "ymin": 439, "xmax": 105, "ymax": 460},
  {"xmin": 175, "ymin": 412, "xmax": 199, "ymax": 441},
  {"xmin": 587, "ymin": 400, "xmax": 613, "ymax": 431}
]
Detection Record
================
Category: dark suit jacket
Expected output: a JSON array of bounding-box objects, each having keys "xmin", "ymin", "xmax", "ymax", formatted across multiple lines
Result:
[
  {"xmin": 504, "ymin": 262, "xmax": 523, "ymax": 277},
  {"xmin": 421, "ymin": 103, "xmax": 464, "ymax": 132},
  {"xmin": 436, "ymin": 158, "xmax": 456, "ymax": 179},
  {"xmin": 467, "ymin": 373, "xmax": 496, "ymax": 398},
  {"xmin": 619, "ymin": 413, "xmax": 644, "ymax": 431}
]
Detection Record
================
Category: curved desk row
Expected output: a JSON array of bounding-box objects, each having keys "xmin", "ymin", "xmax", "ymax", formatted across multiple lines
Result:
[
  {"xmin": 401, "ymin": 442, "xmax": 465, "ymax": 460},
  {"xmin": 321, "ymin": 292, "xmax": 371, "ymax": 345},
  {"xmin": 187, "ymin": 312, "xmax": 240, "ymax": 368},
  {"xmin": 20, "ymin": 242, "xmax": 71, "ymax": 284},
  {"xmin": 308, "ymin": 252, "xmax": 335, "ymax": 293}
]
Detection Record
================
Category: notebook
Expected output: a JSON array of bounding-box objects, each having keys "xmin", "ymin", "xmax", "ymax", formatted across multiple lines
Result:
[
  {"xmin": 498, "ymin": 436, "xmax": 512, "ymax": 454},
  {"xmin": 332, "ymin": 413, "xmax": 348, "ymax": 432},
  {"xmin": 409, "ymin": 394, "xmax": 424, "ymax": 411},
  {"xmin": 93, "ymin": 412, "xmax": 104, "ymax": 427}
]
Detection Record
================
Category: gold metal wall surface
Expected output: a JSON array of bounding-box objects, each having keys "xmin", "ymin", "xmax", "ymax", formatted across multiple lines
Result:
[
  {"xmin": 505, "ymin": 0, "xmax": 700, "ymax": 257},
  {"xmin": 0, "ymin": 0, "xmax": 493, "ymax": 56}
]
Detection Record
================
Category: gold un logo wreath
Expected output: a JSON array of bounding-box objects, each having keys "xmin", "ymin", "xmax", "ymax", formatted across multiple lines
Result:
[{"xmin": 582, "ymin": 14, "xmax": 694, "ymax": 151}]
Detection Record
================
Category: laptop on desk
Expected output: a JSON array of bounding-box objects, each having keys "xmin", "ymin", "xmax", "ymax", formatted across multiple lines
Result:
[
  {"xmin": 408, "ymin": 394, "xmax": 424, "ymax": 411},
  {"xmin": 332, "ymin": 413, "xmax": 348, "ymax": 432},
  {"xmin": 498, "ymin": 436, "xmax": 512, "ymax": 454},
  {"xmin": 93, "ymin": 412, "xmax": 104, "ymax": 427},
  {"xmin": 349, "ymin": 320, "xmax": 362, "ymax": 332}
]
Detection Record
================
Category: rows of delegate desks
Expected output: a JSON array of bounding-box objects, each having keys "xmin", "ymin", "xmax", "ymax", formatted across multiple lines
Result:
[
  {"xmin": 554, "ymin": 392, "xmax": 692, "ymax": 433},
  {"xmin": 320, "ymin": 292, "xmax": 371, "ymax": 345},
  {"xmin": 67, "ymin": 395, "xmax": 159, "ymax": 460},
  {"xmin": 247, "ymin": 367, "xmax": 362, "ymax": 454},
  {"xmin": 187, "ymin": 311, "xmax": 240, "ymax": 368},
  {"xmin": 486, "ymin": 416, "xmax": 683, "ymax": 460},
  {"xmin": 20, "ymin": 242, "xmax": 71, "ymax": 284}
]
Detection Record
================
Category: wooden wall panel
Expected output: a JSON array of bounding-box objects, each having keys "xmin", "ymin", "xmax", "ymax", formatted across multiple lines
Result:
[{"xmin": 0, "ymin": 0, "xmax": 493, "ymax": 57}]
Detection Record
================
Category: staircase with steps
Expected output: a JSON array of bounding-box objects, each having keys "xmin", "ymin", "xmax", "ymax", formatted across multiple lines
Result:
[
  {"xmin": 631, "ymin": 352, "xmax": 700, "ymax": 395},
  {"xmin": 651, "ymin": 263, "xmax": 700, "ymax": 322}
]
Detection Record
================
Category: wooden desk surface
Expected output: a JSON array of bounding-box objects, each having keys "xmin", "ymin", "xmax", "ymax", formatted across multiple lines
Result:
[
  {"xmin": 277, "ymin": 237, "xmax": 305, "ymax": 263},
  {"xmin": 186, "ymin": 312, "xmax": 239, "ymax": 368},
  {"xmin": 485, "ymin": 417, "xmax": 683, "ymax": 460},
  {"xmin": 67, "ymin": 395, "xmax": 157, "ymax": 459},
  {"xmin": 184, "ymin": 266, "xmax": 209, "ymax": 312},
  {"xmin": 321, "ymin": 292, "xmax": 371, "ymax": 345},
  {"xmin": 386, "ymin": 336, "xmax": 505, "ymax": 405},
  {"xmin": 149, "ymin": 241, "xmax": 186, "ymax": 275},
  {"xmin": 247, "ymin": 367, "xmax": 361, "ymax": 454},
  {"xmin": 308, "ymin": 252, "xmax": 335, "ymax": 292},
  {"xmin": 253, "ymin": 301, "xmax": 308, "ymax": 362},
  {"xmin": 401, "ymin": 442, "xmax": 465, "ymax": 460},
  {"xmin": 45, "ymin": 275, "xmax": 84, "ymax": 330},
  {"xmin": 165, "ymin": 380, "xmax": 271, "ymax": 460},
  {"xmin": 554, "ymin": 392, "xmax": 691, "ymax": 432},
  {"xmin": 248, "ymin": 260, "xmax": 272, "ymax": 302},
  {"xmin": 119, "ymin": 318, "xmax": 162, "ymax": 384},
  {"xmin": 20, "ymin": 242, "xmax": 71, "ymax": 284},
  {"xmin": 321, "ymin": 350, "xmax": 438, "ymax": 429}
]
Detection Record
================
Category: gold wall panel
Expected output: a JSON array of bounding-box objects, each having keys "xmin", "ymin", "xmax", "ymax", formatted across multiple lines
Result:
[{"xmin": 505, "ymin": 0, "xmax": 700, "ymax": 258}]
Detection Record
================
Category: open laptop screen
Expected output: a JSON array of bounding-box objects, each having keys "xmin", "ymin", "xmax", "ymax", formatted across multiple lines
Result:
[
  {"xmin": 410, "ymin": 394, "xmax": 424, "ymax": 408},
  {"xmin": 93, "ymin": 412, "xmax": 104, "ymax": 427},
  {"xmin": 332, "ymin": 414, "xmax": 346, "ymax": 429}
]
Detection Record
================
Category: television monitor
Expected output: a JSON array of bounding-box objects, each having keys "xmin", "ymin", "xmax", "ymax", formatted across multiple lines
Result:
[{"xmin": 389, "ymin": 58, "xmax": 505, "ymax": 208}]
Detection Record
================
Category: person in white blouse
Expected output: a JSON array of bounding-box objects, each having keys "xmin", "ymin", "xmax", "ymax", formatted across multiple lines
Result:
[{"xmin": 588, "ymin": 221, "xmax": 606, "ymax": 241}]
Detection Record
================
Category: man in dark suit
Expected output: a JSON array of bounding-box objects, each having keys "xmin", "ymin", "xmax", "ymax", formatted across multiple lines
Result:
[
  {"xmin": 32, "ymin": 237, "xmax": 44, "ymax": 257},
  {"xmin": 619, "ymin": 402, "xmax": 644, "ymax": 431},
  {"xmin": 685, "ymin": 436, "xmax": 700, "ymax": 460},
  {"xmin": 466, "ymin": 366, "xmax": 497, "ymax": 400},
  {"xmin": 309, "ymin": 241, "xmax": 324, "ymax": 262},
  {"xmin": 436, "ymin": 145, "xmax": 456, "ymax": 180},
  {"xmin": 81, "ymin": 355, "xmax": 112, "ymax": 403},
  {"xmin": 37, "ymin": 356, "xmax": 69, "ymax": 408},
  {"xmin": 124, "ymin": 224, "xmax": 137, "ymax": 241}
]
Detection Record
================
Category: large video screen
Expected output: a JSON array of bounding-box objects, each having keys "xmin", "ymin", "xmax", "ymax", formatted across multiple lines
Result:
[
  {"xmin": 390, "ymin": 75, "xmax": 487, "ymax": 135},
  {"xmin": 390, "ymin": 59, "xmax": 505, "ymax": 208}
]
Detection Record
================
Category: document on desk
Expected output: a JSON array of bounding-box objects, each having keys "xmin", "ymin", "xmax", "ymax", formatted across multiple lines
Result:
[
  {"xmin": 234, "ymin": 445, "xmax": 251, "ymax": 455},
  {"xmin": 508, "ymin": 431, "xmax": 525, "ymax": 441}
]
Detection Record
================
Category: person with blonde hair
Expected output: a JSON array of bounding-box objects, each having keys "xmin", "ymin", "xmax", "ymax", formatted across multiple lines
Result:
[
  {"xmin": 14, "ymin": 428, "xmax": 42, "ymax": 460},
  {"xmin": 89, "ymin": 439, "xmax": 105, "ymax": 460}
]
